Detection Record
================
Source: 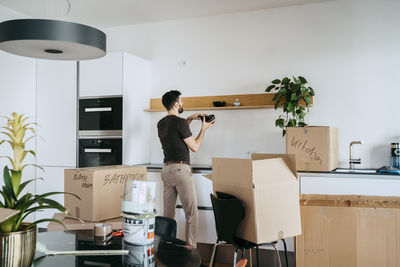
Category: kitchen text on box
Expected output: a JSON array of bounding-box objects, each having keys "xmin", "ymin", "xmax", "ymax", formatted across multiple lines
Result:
[{"xmin": 290, "ymin": 137, "xmax": 323, "ymax": 166}]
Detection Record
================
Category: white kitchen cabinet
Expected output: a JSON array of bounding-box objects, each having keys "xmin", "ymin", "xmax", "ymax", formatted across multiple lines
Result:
[
  {"xmin": 123, "ymin": 53, "xmax": 151, "ymax": 165},
  {"xmin": 299, "ymin": 173, "xmax": 400, "ymax": 196},
  {"xmin": 147, "ymin": 170, "xmax": 217, "ymax": 243},
  {"xmin": 0, "ymin": 51, "xmax": 37, "ymax": 198},
  {"xmin": 35, "ymin": 166, "xmax": 67, "ymax": 228},
  {"xmin": 79, "ymin": 52, "xmax": 123, "ymax": 97},
  {"xmin": 36, "ymin": 60, "xmax": 77, "ymax": 167},
  {"xmin": 175, "ymin": 173, "xmax": 216, "ymax": 243},
  {"xmin": 176, "ymin": 209, "xmax": 217, "ymax": 244},
  {"xmin": 80, "ymin": 51, "xmax": 151, "ymax": 164}
]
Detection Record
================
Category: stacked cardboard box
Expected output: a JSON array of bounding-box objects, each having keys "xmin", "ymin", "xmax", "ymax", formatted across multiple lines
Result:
[
  {"xmin": 286, "ymin": 126, "xmax": 338, "ymax": 171},
  {"xmin": 58, "ymin": 165, "xmax": 147, "ymax": 231}
]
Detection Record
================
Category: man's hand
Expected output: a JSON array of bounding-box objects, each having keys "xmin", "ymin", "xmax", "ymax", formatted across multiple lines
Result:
[
  {"xmin": 186, "ymin": 113, "xmax": 206, "ymax": 124},
  {"xmin": 184, "ymin": 115, "xmax": 214, "ymax": 153},
  {"xmin": 201, "ymin": 115, "xmax": 215, "ymax": 131}
]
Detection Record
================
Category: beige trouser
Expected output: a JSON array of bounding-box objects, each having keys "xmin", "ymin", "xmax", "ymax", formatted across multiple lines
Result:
[{"xmin": 161, "ymin": 163, "xmax": 199, "ymax": 247}]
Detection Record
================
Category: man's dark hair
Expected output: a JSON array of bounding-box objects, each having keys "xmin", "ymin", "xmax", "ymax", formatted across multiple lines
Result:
[{"xmin": 161, "ymin": 90, "xmax": 181, "ymax": 110}]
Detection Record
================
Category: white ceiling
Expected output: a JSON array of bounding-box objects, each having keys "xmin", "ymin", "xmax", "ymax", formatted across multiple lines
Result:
[{"xmin": 0, "ymin": 0, "xmax": 332, "ymax": 28}]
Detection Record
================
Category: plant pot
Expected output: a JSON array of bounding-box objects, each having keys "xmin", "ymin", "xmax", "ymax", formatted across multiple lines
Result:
[{"xmin": 0, "ymin": 223, "xmax": 36, "ymax": 267}]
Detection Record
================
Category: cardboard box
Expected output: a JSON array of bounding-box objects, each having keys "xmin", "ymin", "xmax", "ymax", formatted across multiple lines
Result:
[
  {"xmin": 64, "ymin": 165, "xmax": 147, "ymax": 222},
  {"xmin": 296, "ymin": 194, "xmax": 400, "ymax": 267},
  {"xmin": 47, "ymin": 213, "xmax": 123, "ymax": 232},
  {"xmin": 286, "ymin": 126, "xmax": 338, "ymax": 171},
  {"xmin": 211, "ymin": 154, "xmax": 302, "ymax": 244}
]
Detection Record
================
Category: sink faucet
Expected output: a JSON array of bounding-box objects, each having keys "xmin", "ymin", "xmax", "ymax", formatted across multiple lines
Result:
[{"xmin": 349, "ymin": 141, "xmax": 363, "ymax": 169}]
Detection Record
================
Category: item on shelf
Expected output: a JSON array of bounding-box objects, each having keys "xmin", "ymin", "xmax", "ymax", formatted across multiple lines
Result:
[
  {"xmin": 232, "ymin": 99, "xmax": 240, "ymax": 106},
  {"xmin": 212, "ymin": 101, "xmax": 226, "ymax": 107},
  {"xmin": 199, "ymin": 114, "xmax": 215, "ymax": 123}
]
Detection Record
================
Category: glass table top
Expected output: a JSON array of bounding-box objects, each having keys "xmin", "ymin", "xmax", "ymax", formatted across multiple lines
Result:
[{"xmin": 33, "ymin": 230, "xmax": 201, "ymax": 267}]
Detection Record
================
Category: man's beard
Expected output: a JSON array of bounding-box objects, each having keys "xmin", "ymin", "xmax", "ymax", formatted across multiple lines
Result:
[{"xmin": 178, "ymin": 104, "xmax": 184, "ymax": 114}]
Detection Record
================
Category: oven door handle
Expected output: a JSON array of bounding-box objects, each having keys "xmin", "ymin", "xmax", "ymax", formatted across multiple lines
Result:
[
  {"xmin": 84, "ymin": 107, "xmax": 112, "ymax": 112},
  {"xmin": 84, "ymin": 148, "xmax": 112, "ymax": 153}
]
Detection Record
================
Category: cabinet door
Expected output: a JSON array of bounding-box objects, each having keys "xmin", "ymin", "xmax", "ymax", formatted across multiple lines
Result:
[
  {"xmin": 79, "ymin": 52, "xmax": 123, "ymax": 97},
  {"xmin": 0, "ymin": 51, "xmax": 37, "ymax": 199},
  {"xmin": 35, "ymin": 166, "xmax": 66, "ymax": 228},
  {"xmin": 146, "ymin": 171, "xmax": 217, "ymax": 243},
  {"xmin": 36, "ymin": 60, "xmax": 77, "ymax": 167},
  {"xmin": 147, "ymin": 172, "xmax": 164, "ymax": 215},
  {"xmin": 122, "ymin": 53, "xmax": 151, "ymax": 164},
  {"xmin": 300, "ymin": 175, "xmax": 400, "ymax": 196}
]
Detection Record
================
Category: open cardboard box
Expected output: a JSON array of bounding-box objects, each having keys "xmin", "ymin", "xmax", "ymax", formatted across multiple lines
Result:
[
  {"xmin": 208, "ymin": 154, "xmax": 302, "ymax": 244},
  {"xmin": 64, "ymin": 165, "xmax": 147, "ymax": 222}
]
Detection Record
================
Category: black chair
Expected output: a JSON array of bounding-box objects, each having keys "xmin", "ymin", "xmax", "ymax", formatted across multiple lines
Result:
[
  {"xmin": 155, "ymin": 216, "xmax": 177, "ymax": 239},
  {"xmin": 209, "ymin": 192, "xmax": 286, "ymax": 267}
]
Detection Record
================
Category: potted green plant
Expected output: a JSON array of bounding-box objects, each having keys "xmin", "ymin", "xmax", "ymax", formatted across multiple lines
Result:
[
  {"xmin": 0, "ymin": 112, "xmax": 78, "ymax": 267},
  {"xmin": 265, "ymin": 76, "xmax": 315, "ymax": 136}
]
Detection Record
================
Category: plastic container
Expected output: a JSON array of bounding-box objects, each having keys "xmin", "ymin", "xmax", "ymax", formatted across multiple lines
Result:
[{"xmin": 121, "ymin": 180, "xmax": 156, "ymax": 214}]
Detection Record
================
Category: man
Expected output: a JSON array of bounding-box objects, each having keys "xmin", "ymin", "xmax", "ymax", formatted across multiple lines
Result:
[{"xmin": 157, "ymin": 90, "xmax": 214, "ymax": 247}]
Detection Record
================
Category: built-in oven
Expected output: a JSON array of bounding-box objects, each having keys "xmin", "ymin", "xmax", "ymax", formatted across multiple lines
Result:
[
  {"xmin": 78, "ymin": 95, "xmax": 123, "ymax": 167},
  {"xmin": 79, "ymin": 96, "xmax": 122, "ymax": 136},
  {"xmin": 78, "ymin": 137, "xmax": 122, "ymax": 168}
]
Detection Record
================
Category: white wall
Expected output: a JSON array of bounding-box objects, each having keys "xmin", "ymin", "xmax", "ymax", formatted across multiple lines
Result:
[
  {"xmin": 105, "ymin": 0, "xmax": 400, "ymax": 168},
  {"xmin": 0, "ymin": 3, "xmax": 29, "ymax": 21}
]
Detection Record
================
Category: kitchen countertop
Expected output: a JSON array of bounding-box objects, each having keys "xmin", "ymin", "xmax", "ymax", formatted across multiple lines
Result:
[
  {"xmin": 141, "ymin": 163, "xmax": 400, "ymax": 177},
  {"xmin": 142, "ymin": 163, "xmax": 212, "ymax": 173},
  {"xmin": 302, "ymin": 168, "xmax": 400, "ymax": 177}
]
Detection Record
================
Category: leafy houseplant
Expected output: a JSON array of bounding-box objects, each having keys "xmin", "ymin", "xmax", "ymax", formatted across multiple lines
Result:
[
  {"xmin": 265, "ymin": 76, "xmax": 315, "ymax": 136},
  {"xmin": 0, "ymin": 113, "xmax": 78, "ymax": 266},
  {"xmin": 0, "ymin": 113, "xmax": 76, "ymax": 232}
]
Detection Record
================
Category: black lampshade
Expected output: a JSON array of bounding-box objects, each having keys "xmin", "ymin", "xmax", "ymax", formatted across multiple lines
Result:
[{"xmin": 0, "ymin": 19, "xmax": 106, "ymax": 60}]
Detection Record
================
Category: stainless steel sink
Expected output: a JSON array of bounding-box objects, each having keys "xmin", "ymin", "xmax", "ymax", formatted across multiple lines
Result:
[{"xmin": 333, "ymin": 168, "xmax": 377, "ymax": 174}]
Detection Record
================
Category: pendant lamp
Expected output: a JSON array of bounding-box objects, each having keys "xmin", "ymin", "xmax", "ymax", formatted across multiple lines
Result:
[{"xmin": 0, "ymin": 19, "xmax": 106, "ymax": 60}]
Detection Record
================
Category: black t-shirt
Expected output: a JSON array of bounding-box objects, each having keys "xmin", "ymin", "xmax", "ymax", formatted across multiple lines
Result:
[{"xmin": 157, "ymin": 115, "xmax": 193, "ymax": 164}]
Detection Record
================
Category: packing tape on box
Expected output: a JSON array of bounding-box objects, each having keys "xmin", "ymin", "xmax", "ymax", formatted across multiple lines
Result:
[{"xmin": 94, "ymin": 223, "xmax": 112, "ymax": 237}]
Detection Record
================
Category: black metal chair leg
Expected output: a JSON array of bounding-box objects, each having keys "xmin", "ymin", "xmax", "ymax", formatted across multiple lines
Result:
[
  {"xmin": 282, "ymin": 239, "xmax": 288, "ymax": 267},
  {"xmin": 242, "ymin": 248, "xmax": 245, "ymax": 259},
  {"xmin": 234, "ymin": 248, "xmax": 239, "ymax": 266},
  {"xmin": 256, "ymin": 245, "xmax": 259, "ymax": 267},
  {"xmin": 212, "ymin": 244, "xmax": 219, "ymax": 267}
]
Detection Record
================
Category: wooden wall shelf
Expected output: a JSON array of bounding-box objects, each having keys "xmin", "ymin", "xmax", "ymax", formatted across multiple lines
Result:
[{"xmin": 143, "ymin": 93, "xmax": 313, "ymax": 112}]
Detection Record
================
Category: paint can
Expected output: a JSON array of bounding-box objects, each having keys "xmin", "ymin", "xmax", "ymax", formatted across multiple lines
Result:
[
  {"xmin": 122, "ymin": 212, "xmax": 156, "ymax": 245},
  {"xmin": 122, "ymin": 242, "xmax": 155, "ymax": 267},
  {"xmin": 121, "ymin": 180, "xmax": 156, "ymax": 214}
]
